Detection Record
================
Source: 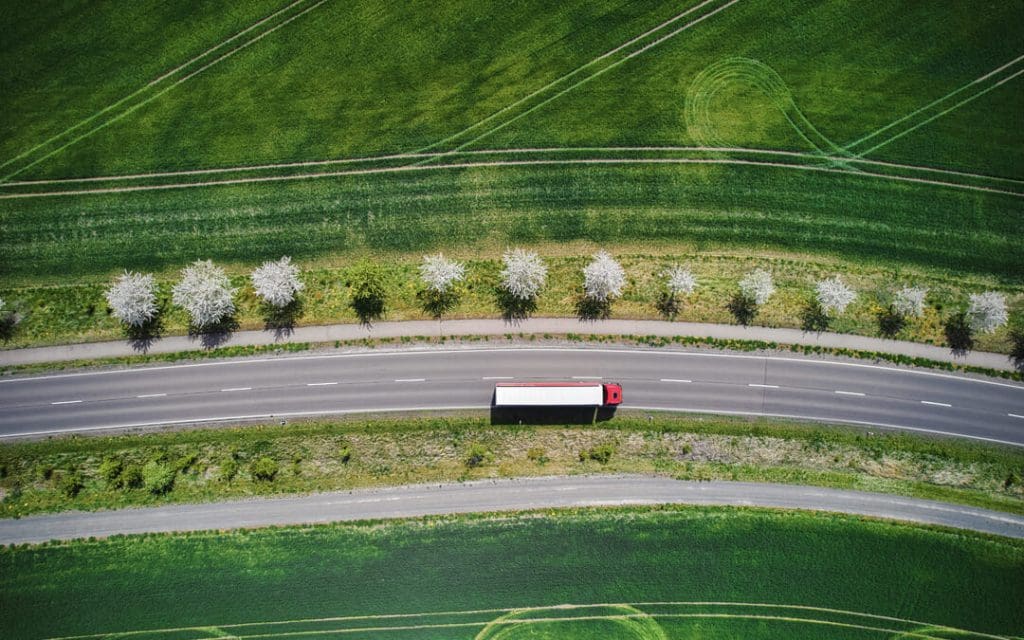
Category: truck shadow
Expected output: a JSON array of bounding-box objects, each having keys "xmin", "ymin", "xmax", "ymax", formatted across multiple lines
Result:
[{"xmin": 489, "ymin": 406, "xmax": 618, "ymax": 425}]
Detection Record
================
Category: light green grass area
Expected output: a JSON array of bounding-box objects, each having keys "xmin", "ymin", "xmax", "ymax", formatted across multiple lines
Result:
[
  {"xmin": 2, "ymin": 507, "xmax": 1023, "ymax": 639},
  {"xmin": 0, "ymin": 0, "xmax": 1021, "ymax": 285},
  {"xmin": 3, "ymin": 414, "xmax": 1022, "ymax": 518}
]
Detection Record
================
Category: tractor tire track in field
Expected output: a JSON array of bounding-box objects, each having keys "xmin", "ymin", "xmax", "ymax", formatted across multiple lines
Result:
[
  {"xmin": 0, "ymin": 0, "xmax": 328, "ymax": 184},
  {"xmin": 1, "ymin": 152, "xmax": 1022, "ymax": 200},
  {"xmin": 2, "ymin": 146, "xmax": 1019, "ymax": 190},
  {"xmin": 415, "ymin": 0, "xmax": 734, "ymax": 155},
  {"xmin": 36, "ymin": 602, "xmax": 1012, "ymax": 640},
  {"xmin": 416, "ymin": 0, "xmax": 743, "ymax": 161},
  {"xmin": 843, "ymin": 53, "xmax": 1024, "ymax": 156}
]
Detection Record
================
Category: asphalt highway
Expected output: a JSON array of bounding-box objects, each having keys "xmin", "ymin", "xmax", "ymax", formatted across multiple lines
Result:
[
  {"xmin": 1, "ymin": 347, "xmax": 1023, "ymax": 444},
  {"xmin": 2, "ymin": 475, "xmax": 1021, "ymax": 544}
]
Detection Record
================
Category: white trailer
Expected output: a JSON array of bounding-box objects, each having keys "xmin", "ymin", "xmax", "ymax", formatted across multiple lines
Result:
[{"xmin": 493, "ymin": 382, "xmax": 622, "ymax": 407}]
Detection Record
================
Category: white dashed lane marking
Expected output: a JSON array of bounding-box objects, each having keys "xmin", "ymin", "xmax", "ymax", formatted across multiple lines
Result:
[
  {"xmin": 660, "ymin": 378, "xmax": 692, "ymax": 383},
  {"xmin": 921, "ymin": 400, "xmax": 952, "ymax": 408},
  {"xmin": 50, "ymin": 400, "xmax": 82, "ymax": 405},
  {"xmin": 221, "ymin": 387, "xmax": 252, "ymax": 392},
  {"xmin": 834, "ymin": 390, "xmax": 866, "ymax": 397},
  {"xmin": 394, "ymin": 378, "xmax": 425, "ymax": 383},
  {"xmin": 137, "ymin": 393, "xmax": 167, "ymax": 398},
  {"xmin": 306, "ymin": 382, "xmax": 338, "ymax": 387},
  {"xmin": 748, "ymin": 384, "xmax": 779, "ymax": 389}
]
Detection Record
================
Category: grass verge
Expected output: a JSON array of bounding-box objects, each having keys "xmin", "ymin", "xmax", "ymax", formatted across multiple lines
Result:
[
  {"xmin": 2, "ymin": 413, "xmax": 1022, "ymax": 518},
  {"xmin": 2, "ymin": 506, "xmax": 1022, "ymax": 639},
  {"xmin": 3, "ymin": 334, "xmax": 1021, "ymax": 382}
]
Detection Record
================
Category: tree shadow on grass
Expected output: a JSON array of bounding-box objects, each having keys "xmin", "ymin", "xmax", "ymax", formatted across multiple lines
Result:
[
  {"xmin": 655, "ymin": 292, "xmax": 680, "ymax": 320},
  {"xmin": 800, "ymin": 300, "xmax": 830, "ymax": 333},
  {"xmin": 726, "ymin": 293, "xmax": 758, "ymax": 326},
  {"xmin": 417, "ymin": 289, "xmax": 458, "ymax": 320},
  {"xmin": 0, "ymin": 312, "xmax": 23, "ymax": 343},
  {"xmin": 126, "ymin": 316, "xmax": 164, "ymax": 353},
  {"xmin": 189, "ymin": 316, "xmax": 240, "ymax": 350},
  {"xmin": 495, "ymin": 288, "xmax": 537, "ymax": 324},
  {"xmin": 575, "ymin": 296, "xmax": 612, "ymax": 322},
  {"xmin": 263, "ymin": 299, "xmax": 304, "ymax": 340},
  {"xmin": 944, "ymin": 311, "xmax": 974, "ymax": 357}
]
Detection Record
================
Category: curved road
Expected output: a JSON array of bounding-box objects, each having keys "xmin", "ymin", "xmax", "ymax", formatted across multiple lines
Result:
[
  {"xmin": 2, "ymin": 475, "xmax": 1022, "ymax": 544},
  {"xmin": 1, "ymin": 347, "xmax": 1023, "ymax": 444}
]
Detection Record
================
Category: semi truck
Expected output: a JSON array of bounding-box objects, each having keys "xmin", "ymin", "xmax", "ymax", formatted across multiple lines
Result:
[{"xmin": 493, "ymin": 382, "xmax": 623, "ymax": 407}]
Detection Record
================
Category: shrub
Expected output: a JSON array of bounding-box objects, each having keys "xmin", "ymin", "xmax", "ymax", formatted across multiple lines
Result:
[
  {"xmin": 582, "ymin": 251, "xmax": 626, "ymax": 301},
  {"xmin": 815, "ymin": 276, "xmax": 856, "ymax": 315},
  {"xmin": 142, "ymin": 460, "xmax": 176, "ymax": 495},
  {"xmin": 349, "ymin": 263, "xmax": 387, "ymax": 323},
  {"xmin": 174, "ymin": 453, "xmax": 199, "ymax": 473},
  {"xmin": 250, "ymin": 456, "xmax": 279, "ymax": 482},
  {"xmin": 419, "ymin": 253, "xmax": 465, "ymax": 294},
  {"xmin": 218, "ymin": 458, "xmax": 239, "ymax": 483},
  {"xmin": 338, "ymin": 445, "xmax": 353, "ymax": 464},
  {"xmin": 893, "ymin": 286, "xmax": 928, "ymax": 318},
  {"xmin": 251, "ymin": 256, "xmax": 304, "ymax": 308},
  {"xmin": 944, "ymin": 311, "xmax": 974, "ymax": 354},
  {"xmin": 121, "ymin": 464, "xmax": 144, "ymax": 490},
  {"xmin": 172, "ymin": 260, "xmax": 236, "ymax": 329},
  {"xmin": 500, "ymin": 248, "xmax": 547, "ymax": 300},
  {"xmin": 526, "ymin": 447, "xmax": 548, "ymax": 464},
  {"xmin": 464, "ymin": 443, "xmax": 493, "ymax": 469},
  {"xmin": 579, "ymin": 443, "xmax": 616, "ymax": 464},
  {"xmin": 967, "ymin": 291, "xmax": 1008, "ymax": 333},
  {"xmin": 98, "ymin": 457, "xmax": 125, "ymax": 488},
  {"xmin": 739, "ymin": 268, "xmax": 774, "ymax": 305},
  {"xmin": 105, "ymin": 271, "xmax": 158, "ymax": 328},
  {"xmin": 58, "ymin": 470, "xmax": 85, "ymax": 498}
]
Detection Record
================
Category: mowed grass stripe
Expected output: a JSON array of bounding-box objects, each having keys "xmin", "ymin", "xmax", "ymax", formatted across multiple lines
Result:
[{"xmin": 0, "ymin": 0, "xmax": 330, "ymax": 183}]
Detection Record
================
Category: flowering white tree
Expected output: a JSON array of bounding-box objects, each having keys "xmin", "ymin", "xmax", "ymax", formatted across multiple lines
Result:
[
  {"xmin": 816, "ymin": 275, "xmax": 856, "ymax": 315},
  {"xmin": 251, "ymin": 256, "xmax": 304, "ymax": 308},
  {"xmin": 500, "ymin": 248, "xmax": 547, "ymax": 300},
  {"xmin": 967, "ymin": 291, "xmax": 1008, "ymax": 333},
  {"xmin": 172, "ymin": 260, "xmax": 236, "ymax": 329},
  {"xmin": 663, "ymin": 265, "xmax": 697, "ymax": 296},
  {"xmin": 893, "ymin": 286, "xmax": 928, "ymax": 318},
  {"xmin": 419, "ymin": 253, "xmax": 465, "ymax": 294},
  {"xmin": 739, "ymin": 268, "xmax": 775, "ymax": 305},
  {"xmin": 105, "ymin": 271, "xmax": 158, "ymax": 328},
  {"xmin": 582, "ymin": 251, "xmax": 626, "ymax": 301}
]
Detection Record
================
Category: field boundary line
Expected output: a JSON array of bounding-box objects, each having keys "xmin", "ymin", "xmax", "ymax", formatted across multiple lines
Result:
[
  {"xmin": 2, "ymin": 156, "xmax": 1021, "ymax": 200},
  {"xmin": 4, "ymin": 145, "xmax": 1020, "ymax": 189},
  {"xmin": 42, "ymin": 601, "xmax": 1009, "ymax": 640},
  {"xmin": 0, "ymin": 0, "xmax": 313, "ymax": 176},
  {"xmin": 426, "ymin": 0, "xmax": 742, "ymax": 159},
  {"xmin": 415, "ymin": 0, "xmax": 726, "ymax": 154},
  {"xmin": 855, "ymin": 67, "xmax": 1024, "ymax": 158},
  {"xmin": 0, "ymin": 0, "xmax": 329, "ymax": 183},
  {"xmin": 844, "ymin": 54, "xmax": 1024, "ymax": 152}
]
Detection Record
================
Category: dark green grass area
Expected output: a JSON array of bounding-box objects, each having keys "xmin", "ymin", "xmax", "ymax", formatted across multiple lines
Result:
[
  {"xmin": 1, "ymin": 0, "xmax": 1021, "ymax": 287},
  {"xmin": 2, "ymin": 508, "xmax": 1023, "ymax": 639},
  {"xmin": 2, "ymin": 163, "xmax": 1021, "ymax": 284}
]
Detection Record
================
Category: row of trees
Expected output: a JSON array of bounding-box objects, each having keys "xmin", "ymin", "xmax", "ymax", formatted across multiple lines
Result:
[{"xmin": 99, "ymin": 251, "xmax": 1013, "ymax": 350}]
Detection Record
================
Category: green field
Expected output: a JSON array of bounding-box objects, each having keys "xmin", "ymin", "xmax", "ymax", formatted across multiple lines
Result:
[
  {"xmin": 1, "ymin": 0, "xmax": 1022, "ymax": 284},
  {"xmin": 2, "ymin": 508, "xmax": 1022, "ymax": 639}
]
